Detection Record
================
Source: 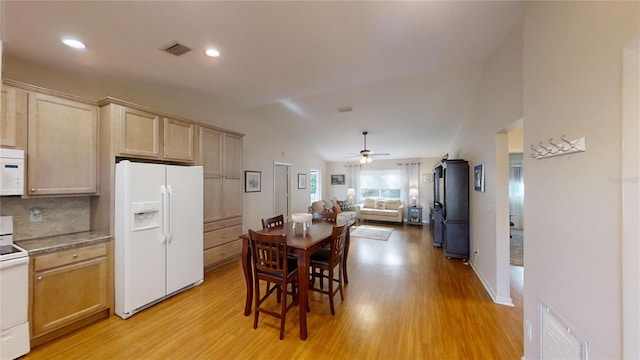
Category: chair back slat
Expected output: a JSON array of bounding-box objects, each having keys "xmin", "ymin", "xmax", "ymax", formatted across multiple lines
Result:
[
  {"xmin": 313, "ymin": 212, "xmax": 337, "ymax": 222},
  {"xmin": 249, "ymin": 230, "xmax": 289, "ymax": 276},
  {"xmin": 261, "ymin": 214, "xmax": 285, "ymax": 229},
  {"xmin": 330, "ymin": 224, "xmax": 347, "ymax": 264}
]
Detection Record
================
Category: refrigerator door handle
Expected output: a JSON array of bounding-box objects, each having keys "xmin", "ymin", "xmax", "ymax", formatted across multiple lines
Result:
[
  {"xmin": 160, "ymin": 185, "xmax": 167, "ymax": 244},
  {"xmin": 167, "ymin": 185, "xmax": 173, "ymax": 243}
]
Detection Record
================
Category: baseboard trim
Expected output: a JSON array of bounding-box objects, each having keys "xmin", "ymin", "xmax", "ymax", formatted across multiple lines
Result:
[{"xmin": 470, "ymin": 261, "xmax": 514, "ymax": 307}]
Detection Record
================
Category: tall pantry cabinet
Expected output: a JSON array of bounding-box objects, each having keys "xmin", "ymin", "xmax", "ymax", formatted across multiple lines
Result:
[
  {"xmin": 433, "ymin": 159, "xmax": 469, "ymax": 261},
  {"xmin": 197, "ymin": 125, "xmax": 243, "ymax": 271}
]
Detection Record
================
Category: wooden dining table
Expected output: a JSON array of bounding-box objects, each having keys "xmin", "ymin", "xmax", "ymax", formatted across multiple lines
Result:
[{"xmin": 240, "ymin": 219, "xmax": 352, "ymax": 340}]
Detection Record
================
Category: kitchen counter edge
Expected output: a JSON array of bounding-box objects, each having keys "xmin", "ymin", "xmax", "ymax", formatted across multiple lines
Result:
[{"xmin": 15, "ymin": 231, "xmax": 112, "ymax": 256}]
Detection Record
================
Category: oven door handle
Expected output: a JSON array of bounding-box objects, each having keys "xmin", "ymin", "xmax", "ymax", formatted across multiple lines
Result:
[{"xmin": 0, "ymin": 256, "xmax": 29, "ymax": 269}]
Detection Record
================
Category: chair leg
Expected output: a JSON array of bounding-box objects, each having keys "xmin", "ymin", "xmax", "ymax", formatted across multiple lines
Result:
[
  {"xmin": 328, "ymin": 267, "xmax": 335, "ymax": 316},
  {"xmin": 279, "ymin": 283, "xmax": 287, "ymax": 340},
  {"xmin": 253, "ymin": 281, "xmax": 261, "ymax": 330},
  {"xmin": 338, "ymin": 263, "xmax": 344, "ymax": 301}
]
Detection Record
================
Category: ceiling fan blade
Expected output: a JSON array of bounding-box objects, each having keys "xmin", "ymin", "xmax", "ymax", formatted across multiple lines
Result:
[{"xmin": 369, "ymin": 152, "xmax": 391, "ymax": 157}]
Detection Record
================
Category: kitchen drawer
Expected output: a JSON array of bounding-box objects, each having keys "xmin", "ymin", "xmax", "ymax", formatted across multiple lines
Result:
[
  {"xmin": 34, "ymin": 243, "xmax": 107, "ymax": 272},
  {"xmin": 204, "ymin": 225, "xmax": 242, "ymax": 250},
  {"xmin": 204, "ymin": 239, "xmax": 241, "ymax": 267},
  {"xmin": 204, "ymin": 217, "xmax": 241, "ymax": 232}
]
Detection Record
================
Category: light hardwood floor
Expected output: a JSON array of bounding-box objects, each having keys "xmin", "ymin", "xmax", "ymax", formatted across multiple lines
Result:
[{"xmin": 25, "ymin": 224, "xmax": 523, "ymax": 360}]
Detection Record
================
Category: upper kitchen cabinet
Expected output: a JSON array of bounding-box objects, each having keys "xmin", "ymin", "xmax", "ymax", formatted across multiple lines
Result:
[
  {"xmin": 100, "ymin": 99, "xmax": 194, "ymax": 163},
  {"xmin": 116, "ymin": 106, "xmax": 161, "ymax": 158},
  {"xmin": 163, "ymin": 117, "xmax": 194, "ymax": 162},
  {"xmin": 27, "ymin": 92, "xmax": 98, "ymax": 196},
  {"xmin": 1, "ymin": 84, "xmax": 27, "ymax": 149}
]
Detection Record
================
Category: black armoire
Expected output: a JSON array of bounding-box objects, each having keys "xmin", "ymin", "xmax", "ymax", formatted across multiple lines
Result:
[{"xmin": 431, "ymin": 159, "xmax": 469, "ymax": 261}]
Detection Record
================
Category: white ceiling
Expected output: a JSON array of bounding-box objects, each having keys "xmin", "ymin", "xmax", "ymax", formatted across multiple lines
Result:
[{"xmin": 1, "ymin": 1, "xmax": 523, "ymax": 162}]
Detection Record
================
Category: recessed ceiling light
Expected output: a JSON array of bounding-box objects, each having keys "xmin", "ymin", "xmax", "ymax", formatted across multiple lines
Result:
[
  {"xmin": 61, "ymin": 38, "xmax": 86, "ymax": 49},
  {"xmin": 205, "ymin": 48, "xmax": 220, "ymax": 58}
]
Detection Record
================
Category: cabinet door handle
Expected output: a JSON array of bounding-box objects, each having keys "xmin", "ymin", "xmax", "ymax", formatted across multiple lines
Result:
[
  {"xmin": 37, "ymin": 276, "xmax": 43, "ymax": 281},
  {"xmin": 72, "ymin": 254, "xmax": 78, "ymax": 259},
  {"xmin": 31, "ymin": 188, "xmax": 36, "ymax": 192}
]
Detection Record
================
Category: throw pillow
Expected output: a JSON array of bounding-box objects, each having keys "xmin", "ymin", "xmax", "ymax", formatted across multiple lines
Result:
[
  {"xmin": 386, "ymin": 200, "xmax": 402, "ymax": 210},
  {"xmin": 323, "ymin": 199, "xmax": 334, "ymax": 211},
  {"xmin": 375, "ymin": 200, "xmax": 386, "ymax": 210},
  {"xmin": 311, "ymin": 201, "xmax": 325, "ymax": 213},
  {"xmin": 332, "ymin": 204, "xmax": 341, "ymax": 214},
  {"xmin": 337, "ymin": 200, "xmax": 350, "ymax": 212},
  {"xmin": 363, "ymin": 198, "xmax": 376, "ymax": 209}
]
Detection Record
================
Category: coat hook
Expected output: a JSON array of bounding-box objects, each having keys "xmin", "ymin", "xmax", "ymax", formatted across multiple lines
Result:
[
  {"xmin": 560, "ymin": 134, "xmax": 575, "ymax": 149},
  {"xmin": 548, "ymin": 138, "xmax": 560, "ymax": 153},
  {"xmin": 538, "ymin": 142, "xmax": 551, "ymax": 154}
]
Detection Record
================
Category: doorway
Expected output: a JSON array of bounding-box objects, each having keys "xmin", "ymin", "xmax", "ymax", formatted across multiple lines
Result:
[{"xmin": 273, "ymin": 162, "xmax": 291, "ymax": 221}]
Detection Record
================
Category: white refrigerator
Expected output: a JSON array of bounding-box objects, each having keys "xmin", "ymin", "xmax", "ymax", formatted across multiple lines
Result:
[{"xmin": 115, "ymin": 160, "xmax": 203, "ymax": 319}]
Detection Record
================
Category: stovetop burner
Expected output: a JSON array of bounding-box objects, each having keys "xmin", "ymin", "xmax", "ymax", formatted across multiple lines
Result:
[{"xmin": 0, "ymin": 244, "xmax": 28, "ymax": 260}]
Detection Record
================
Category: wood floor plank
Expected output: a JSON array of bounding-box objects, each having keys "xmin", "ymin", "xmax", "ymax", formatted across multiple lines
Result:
[{"xmin": 24, "ymin": 224, "xmax": 523, "ymax": 359}]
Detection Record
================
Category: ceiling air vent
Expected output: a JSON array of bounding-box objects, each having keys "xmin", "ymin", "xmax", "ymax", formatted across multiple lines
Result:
[{"xmin": 162, "ymin": 42, "xmax": 192, "ymax": 56}]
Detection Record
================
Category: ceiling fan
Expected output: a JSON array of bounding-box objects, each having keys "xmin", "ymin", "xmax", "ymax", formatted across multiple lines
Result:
[{"xmin": 349, "ymin": 131, "xmax": 390, "ymax": 164}]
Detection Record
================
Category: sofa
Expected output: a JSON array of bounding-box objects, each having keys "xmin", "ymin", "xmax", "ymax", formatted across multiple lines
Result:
[
  {"xmin": 358, "ymin": 198, "xmax": 404, "ymax": 223},
  {"xmin": 308, "ymin": 198, "xmax": 358, "ymax": 225}
]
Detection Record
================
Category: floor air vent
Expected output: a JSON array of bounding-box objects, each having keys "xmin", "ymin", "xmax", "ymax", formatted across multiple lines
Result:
[
  {"xmin": 162, "ymin": 42, "xmax": 191, "ymax": 56},
  {"xmin": 539, "ymin": 301, "xmax": 588, "ymax": 359}
]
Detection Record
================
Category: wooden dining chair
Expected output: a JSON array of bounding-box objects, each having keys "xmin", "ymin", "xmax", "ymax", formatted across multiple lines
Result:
[
  {"xmin": 313, "ymin": 211, "xmax": 337, "ymax": 222},
  {"xmin": 261, "ymin": 214, "xmax": 287, "ymax": 301},
  {"xmin": 308, "ymin": 224, "xmax": 347, "ymax": 315},
  {"xmin": 261, "ymin": 214, "xmax": 285, "ymax": 229},
  {"xmin": 248, "ymin": 230, "xmax": 299, "ymax": 340}
]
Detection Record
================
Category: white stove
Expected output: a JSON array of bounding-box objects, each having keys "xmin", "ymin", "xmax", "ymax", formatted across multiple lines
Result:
[{"xmin": 0, "ymin": 216, "xmax": 30, "ymax": 359}]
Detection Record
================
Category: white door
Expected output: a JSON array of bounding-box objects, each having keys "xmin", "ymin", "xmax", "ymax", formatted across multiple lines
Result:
[
  {"xmin": 115, "ymin": 161, "xmax": 166, "ymax": 315},
  {"xmin": 165, "ymin": 165, "xmax": 203, "ymax": 294},
  {"xmin": 274, "ymin": 163, "xmax": 290, "ymax": 220}
]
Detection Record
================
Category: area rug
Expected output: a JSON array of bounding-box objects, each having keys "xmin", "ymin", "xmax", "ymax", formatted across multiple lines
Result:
[
  {"xmin": 350, "ymin": 225, "xmax": 393, "ymax": 241},
  {"xmin": 510, "ymin": 229, "xmax": 523, "ymax": 266}
]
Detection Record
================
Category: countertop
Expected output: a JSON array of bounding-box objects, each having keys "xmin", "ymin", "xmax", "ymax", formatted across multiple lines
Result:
[{"xmin": 15, "ymin": 231, "xmax": 112, "ymax": 256}]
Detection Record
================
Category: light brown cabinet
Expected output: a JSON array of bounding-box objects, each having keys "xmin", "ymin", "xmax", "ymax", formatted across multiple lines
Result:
[
  {"xmin": 198, "ymin": 126, "xmax": 243, "ymax": 270},
  {"xmin": 113, "ymin": 103, "xmax": 194, "ymax": 162},
  {"xmin": 1, "ymin": 84, "xmax": 27, "ymax": 149},
  {"xmin": 27, "ymin": 92, "xmax": 98, "ymax": 196},
  {"xmin": 30, "ymin": 243, "xmax": 108, "ymax": 346},
  {"xmin": 163, "ymin": 117, "xmax": 194, "ymax": 161}
]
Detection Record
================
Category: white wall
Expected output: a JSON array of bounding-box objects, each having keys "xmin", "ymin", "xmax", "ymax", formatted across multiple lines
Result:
[
  {"xmin": 522, "ymin": 3, "xmax": 638, "ymax": 358},
  {"xmin": 449, "ymin": 19, "xmax": 523, "ymax": 305}
]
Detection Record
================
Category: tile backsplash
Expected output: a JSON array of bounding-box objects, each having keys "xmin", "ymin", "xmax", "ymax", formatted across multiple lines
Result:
[{"xmin": 0, "ymin": 196, "xmax": 90, "ymax": 240}]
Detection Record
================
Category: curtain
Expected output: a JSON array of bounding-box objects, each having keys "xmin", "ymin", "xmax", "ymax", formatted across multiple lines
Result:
[
  {"xmin": 399, "ymin": 162, "xmax": 420, "ymax": 220},
  {"xmin": 345, "ymin": 164, "xmax": 361, "ymax": 203},
  {"xmin": 509, "ymin": 153, "xmax": 524, "ymax": 229}
]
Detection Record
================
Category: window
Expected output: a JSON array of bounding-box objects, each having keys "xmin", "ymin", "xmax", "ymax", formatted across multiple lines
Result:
[
  {"xmin": 360, "ymin": 169, "xmax": 401, "ymax": 199},
  {"xmin": 310, "ymin": 169, "xmax": 320, "ymax": 203}
]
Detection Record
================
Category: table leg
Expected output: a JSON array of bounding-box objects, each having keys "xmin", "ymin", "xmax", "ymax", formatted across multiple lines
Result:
[
  {"xmin": 296, "ymin": 250, "xmax": 309, "ymax": 340},
  {"xmin": 242, "ymin": 239, "xmax": 253, "ymax": 316}
]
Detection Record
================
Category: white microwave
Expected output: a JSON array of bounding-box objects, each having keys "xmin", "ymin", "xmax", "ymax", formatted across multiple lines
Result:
[{"xmin": 0, "ymin": 149, "xmax": 24, "ymax": 196}]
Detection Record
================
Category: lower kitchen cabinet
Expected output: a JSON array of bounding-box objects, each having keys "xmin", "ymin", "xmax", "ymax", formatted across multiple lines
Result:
[
  {"xmin": 30, "ymin": 243, "xmax": 108, "ymax": 346},
  {"xmin": 203, "ymin": 217, "xmax": 242, "ymax": 271}
]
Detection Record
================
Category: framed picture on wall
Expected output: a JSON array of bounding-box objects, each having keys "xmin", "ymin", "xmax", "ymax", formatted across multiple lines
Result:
[
  {"xmin": 331, "ymin": 174, "xmax": 345, "ymax": 185},
  {"xmin": 245, "ymin": 171, "xmax": 261, "ymax": 193},
  {"xmin": 474, "ymin": 164, "xmax": 485, "ymax": 192},
  {"xmin": 298, "ymin": 173, "xmax": 307, "ymax": 189}
]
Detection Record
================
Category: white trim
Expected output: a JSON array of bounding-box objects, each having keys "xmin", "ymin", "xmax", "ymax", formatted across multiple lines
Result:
[{"xmin": 470, "ymin": 261, "xmax": 514, "ymax": 307}]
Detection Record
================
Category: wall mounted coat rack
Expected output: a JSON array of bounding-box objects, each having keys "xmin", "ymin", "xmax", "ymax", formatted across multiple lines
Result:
[{"xmin": 530, "ymin": 135, "xmax": 586, "ymax": 159}]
